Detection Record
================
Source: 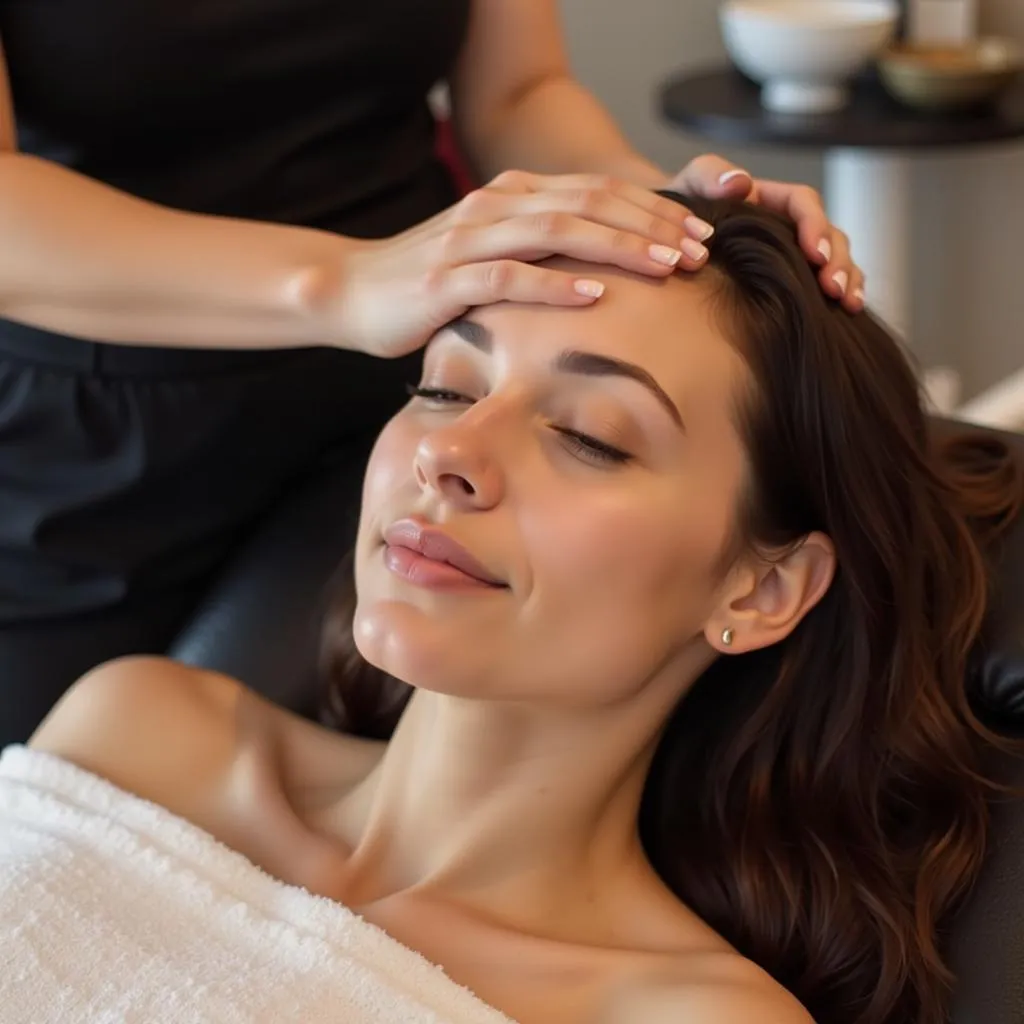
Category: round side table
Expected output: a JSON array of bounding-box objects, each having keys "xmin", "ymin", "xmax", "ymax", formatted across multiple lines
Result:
[{"xmin": 660, "ymin": 69, "xmax": 1024, "ymax": 422}]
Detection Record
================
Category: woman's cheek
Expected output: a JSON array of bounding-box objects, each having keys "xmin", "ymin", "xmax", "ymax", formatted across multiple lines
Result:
[
  {"xmin": 520, "ymin": 496, "xmax": 650, "ymax": 587},
  {"xmin": 363, "ymin": 415, "xmax": 422, "ymax": 506}
]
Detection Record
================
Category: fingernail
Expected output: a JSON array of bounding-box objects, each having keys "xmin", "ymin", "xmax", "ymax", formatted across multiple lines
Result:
[
  {"xmin": 574, "ymin": 279, "xmax": 605, "ymax": 298},
  {"xmin": 684, "ymin": 215, "xmax": 714, "ymax": 242},
  {"xmin": 681, "ymin": 238, "xmax": 708, "ymax": 262},
  {"xmin": 832, "ymin": 270, "xmax": 849, "ymax": 295},
  {"xmin": 853, "ymin": 286, "xmax": 866, "ymax": 305},
  {"xmin": 817, "ymin": 238, "xmax": 832, "ymax": 263},
  {"xmin": 719, "ymin": 169, "xmax": 751, "ymax": 186},
  {"xmin": 650, "ymin": 244, "xmax": 682, "ymax": 267}
]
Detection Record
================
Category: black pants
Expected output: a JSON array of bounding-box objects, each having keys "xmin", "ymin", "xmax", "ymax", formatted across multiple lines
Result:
[{"xmin": 0, "ymin": 322, "xmax": 419, "ymax": 745}]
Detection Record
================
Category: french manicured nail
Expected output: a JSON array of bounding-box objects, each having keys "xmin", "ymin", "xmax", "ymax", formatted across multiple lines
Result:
[
  {"xmin": 817, "ymin": 238, "xmax": 832, "ymax": 263},
  {"xmin": 684, "ymin": 215, "xmax": 715, "ymax": 241},
  {"xmin": 574, "ymin": 279, "xmax": 605, "ymax": 298},
  {"xmin": 650, "ymin": 244, "xmax": 683, "ymax": 266},
  {"xmin": 681, "ymin": 238, "xmax": 709, "ymax": 262},
  {"xmin": 832, "ymin": 270, "xmax": 849, "ymax": 295},
  {"xmin": 719, "ymin": 168, "xmax": 751, "ymax": 185},
  {"xmin": 853, "ymin": 286, "xmax": 866, "ymax": 305}
]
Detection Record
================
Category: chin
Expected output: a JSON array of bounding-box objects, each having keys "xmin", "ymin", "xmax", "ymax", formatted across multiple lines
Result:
[{"xmin": 352, "ymin": 598, "xmax": 493, "ymax": 697}]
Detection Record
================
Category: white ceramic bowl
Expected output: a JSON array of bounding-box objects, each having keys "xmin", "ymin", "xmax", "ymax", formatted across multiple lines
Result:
[{"xmin": 720, "ymin": 0, "xmax": 899, "ymax": 114}]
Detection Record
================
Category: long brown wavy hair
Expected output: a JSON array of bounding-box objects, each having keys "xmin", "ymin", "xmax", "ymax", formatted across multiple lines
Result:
[{"xmin": 319, "ymin": 195, "xmax": 1023, "ymax": 1024}]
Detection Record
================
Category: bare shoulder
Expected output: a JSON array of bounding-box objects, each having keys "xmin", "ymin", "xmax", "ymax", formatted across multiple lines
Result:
[
  {"xmin": 28, "ymin": 655, "xmax": 385, "ymax": 825},
  {"xmin": 28, "ymin": 656, "xmax": 255, "ymax": 815},
  {"xmin": 600, "ymin": 953, "xmax": 814, "ymax": 1024}
]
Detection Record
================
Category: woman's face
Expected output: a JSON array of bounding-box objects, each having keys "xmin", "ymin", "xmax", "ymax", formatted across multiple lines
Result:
[{"xmin": 353, "ymin": 265, "xmax": 751, "ymax": 707}]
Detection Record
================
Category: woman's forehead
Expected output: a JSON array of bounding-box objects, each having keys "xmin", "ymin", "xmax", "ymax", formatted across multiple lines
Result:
[{"xmin": 463, "ymin": 267, "xmax": 742, "ymax": 405}]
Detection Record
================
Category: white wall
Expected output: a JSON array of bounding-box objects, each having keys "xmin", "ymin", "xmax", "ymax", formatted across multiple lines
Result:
[{"xmin": 559, "ymin": 0, "xmax": 1024, "ymax": 400}]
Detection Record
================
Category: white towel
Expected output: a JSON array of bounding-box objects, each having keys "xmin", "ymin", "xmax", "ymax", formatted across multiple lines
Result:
[{"xmin": 0, "ymin": 745, "xmax": 516, "ymax": 1024}]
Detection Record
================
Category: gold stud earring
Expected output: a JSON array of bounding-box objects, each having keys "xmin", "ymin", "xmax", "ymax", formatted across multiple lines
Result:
[{"xmin": 721, "ymin": 627, "xmax": 734, "ymax": 647}]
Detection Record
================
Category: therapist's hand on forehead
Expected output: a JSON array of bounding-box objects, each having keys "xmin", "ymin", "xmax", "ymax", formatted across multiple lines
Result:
[{"xmin": 334, "ymin": 155, "xmax": 863, "ymax": 362}]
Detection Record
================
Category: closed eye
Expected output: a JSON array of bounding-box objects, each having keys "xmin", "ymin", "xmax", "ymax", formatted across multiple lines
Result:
[
  {"xmin": 405, "ymin": 383, "xmax": 633, "ymax": 467},
  {"xmin": 554, "ymin": 428, "xmax": 631, "ymax": 465},
  {"xmin": 406, "ymin": 384, "xmax": 474, "ymax": 405}
]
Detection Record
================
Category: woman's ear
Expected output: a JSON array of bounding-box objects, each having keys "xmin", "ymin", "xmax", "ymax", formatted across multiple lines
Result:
[{"xmin": 705, "ymin": 532, "xmax": 835, "ymax": 654}]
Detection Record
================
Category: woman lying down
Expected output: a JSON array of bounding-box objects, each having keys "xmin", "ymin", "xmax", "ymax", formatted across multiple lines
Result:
[{"xmin": 2, "ymin": 195, "xmax": 1021, "ymax": 1024}]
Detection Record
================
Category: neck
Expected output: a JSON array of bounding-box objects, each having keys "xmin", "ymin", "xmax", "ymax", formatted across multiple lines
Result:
[{"xmin": 332, "ymin": 656, "xmax": 705, "ymax": 925}]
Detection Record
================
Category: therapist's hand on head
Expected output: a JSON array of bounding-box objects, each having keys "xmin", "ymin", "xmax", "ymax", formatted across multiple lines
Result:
[
  {"xmin": 334, "ymin": 168, "xmax": 723, "ymax": 360},
  {"xmin": 331, "ymin": 156, "xmax": 865, "ymax": 362},
  {"xmin": 672, "ymin": 154, "xmax": 865, "ymax": 314}
]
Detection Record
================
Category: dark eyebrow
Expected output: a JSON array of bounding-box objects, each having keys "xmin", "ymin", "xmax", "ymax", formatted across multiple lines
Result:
[
  {"xmin": 442, "ymin": 316, "xmax": 685, "ymax": 432},
  {"xmin": 553, "ymin": 350, "xmax": 685, "ymax": 431},
  {"xmin": 445, "ymin": 317, "xmax": 493, "ymax": 351}
]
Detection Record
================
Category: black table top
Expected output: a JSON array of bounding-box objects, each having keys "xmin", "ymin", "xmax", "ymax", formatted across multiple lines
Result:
[{"xmin": 660, "ymin": 68, "xmax": 1024, "ymax": 150}]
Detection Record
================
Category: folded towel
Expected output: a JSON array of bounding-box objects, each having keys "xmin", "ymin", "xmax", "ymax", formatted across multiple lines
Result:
[{"xmin": 0, "ymin": 745, "xmax": 515, "ymax": 1024}]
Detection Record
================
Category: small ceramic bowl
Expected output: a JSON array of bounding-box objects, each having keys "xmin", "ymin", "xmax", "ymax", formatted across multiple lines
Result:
[
  {"xmin": 878, "ymin": 38, "xmax": 1022, "ymax": 112},
  {"xmin": 720, "ymin": 0, "xmax": 898, "ymax": 114}
]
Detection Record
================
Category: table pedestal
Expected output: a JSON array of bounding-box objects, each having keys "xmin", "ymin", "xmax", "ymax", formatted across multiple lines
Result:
[
  {"xmin": 824, "ymin": 149, "xmax": 911, "ymax": 338},
  {"xmin": 824, "ymin": 148, "xmax": 961, "ymax": 413}
]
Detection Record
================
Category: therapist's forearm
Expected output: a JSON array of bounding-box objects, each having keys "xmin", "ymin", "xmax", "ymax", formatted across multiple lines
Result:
[
  {"xmin": 459, "ymin": 74, "xmax": 670, "ymax": 189},
  {"xmin": 0, "ymin": 153, "xmax": 359, "ymax": 351}
]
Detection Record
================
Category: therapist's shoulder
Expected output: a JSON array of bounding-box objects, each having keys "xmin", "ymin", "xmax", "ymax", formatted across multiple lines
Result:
[{"xmin": 28, "ymin": 655, "xmax": 254, "ymax": 815}]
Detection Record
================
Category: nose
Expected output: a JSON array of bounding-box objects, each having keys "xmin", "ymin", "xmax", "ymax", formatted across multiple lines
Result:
[{"xmin": 414, "ymin": 421, "xmax": 504, "ymax": 511}]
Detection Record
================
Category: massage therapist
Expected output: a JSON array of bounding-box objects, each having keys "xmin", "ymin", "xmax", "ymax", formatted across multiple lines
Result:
[{"xmin": 0, "ymin": 0, "xmax": 863, "ymax": 743}]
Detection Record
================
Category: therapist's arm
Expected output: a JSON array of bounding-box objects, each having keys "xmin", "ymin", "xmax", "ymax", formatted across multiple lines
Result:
[
  {"xmin": 449, "ymin": 0, "xmax": 669, "ymax": 188},
  {"xmin": 0, "ymin": 36, "xmax": 356, "ymax": 350}
]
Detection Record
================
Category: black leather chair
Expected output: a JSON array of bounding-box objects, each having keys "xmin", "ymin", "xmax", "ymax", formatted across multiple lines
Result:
[
  {"xmin": 947, "ymin": 425, "xmax": 1024, "ymax": 1024},
  {"xmin": 168, "ymin": 424, "xmax": 1024, "ymax": 1024}
]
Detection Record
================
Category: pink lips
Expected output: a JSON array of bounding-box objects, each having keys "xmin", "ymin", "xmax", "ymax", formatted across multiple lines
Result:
[{"xmin": 382, "ymin": 519, "xmax": 507, "ymax": 590}]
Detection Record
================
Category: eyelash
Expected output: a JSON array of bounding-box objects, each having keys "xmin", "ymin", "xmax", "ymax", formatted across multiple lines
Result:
[{"xmin": 405, "ymin": 384, "xmax": 632, "ymax": 465}]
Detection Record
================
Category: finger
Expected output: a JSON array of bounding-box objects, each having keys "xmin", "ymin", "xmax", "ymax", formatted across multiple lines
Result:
[
  {"xmin": 847, "ymin": 269, "xmax": 866, "ymax": 312},
  {"xmin": 509, "ymin": 187, "xmax": 713, "ymax": 251},
  {"xmin": 490, "ymin": 171, "xmax": 714, "ymax": 243},
  {"xmin": 826, "ymin": 229, "xmax": 866, "ymax": 312},
  {"xmin": 444, "ymin": 212, "xmax": 709, "ymax": 276},
  {"xmin": 437, "ymin": 260, "xmax": 611, "ymax": 311},
  {"xmin": 749, "ymin": 179, "xmax": 833, "ymax": 265},
  {"xmin": 671, "ymin": 154, "xmax": 755, "ymax": 200},
  {"xmin": 814, "ymin": 228, "xmax": 865, "ymax": 311},
  {"xmin": 484, "ymin": 168, "xmax": 538, "ymax": 195},
  {"xmin": 817, "ymin": 228, "xmax": 849, "ymax": 301}
]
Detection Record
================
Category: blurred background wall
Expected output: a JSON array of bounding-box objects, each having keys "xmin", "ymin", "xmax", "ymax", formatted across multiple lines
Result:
[{"xmin": 558, "ymin": 0, "xmax": 1024, "ymax": 402}]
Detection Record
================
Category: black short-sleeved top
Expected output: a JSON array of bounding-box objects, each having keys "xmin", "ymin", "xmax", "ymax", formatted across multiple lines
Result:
[
  {"xmin": 0, "ymin": 2, "xmax": 474, "ymax": 635},
  {"xmin": 0, "ymin": 0, "xmax": 472, "ymax": 239}
]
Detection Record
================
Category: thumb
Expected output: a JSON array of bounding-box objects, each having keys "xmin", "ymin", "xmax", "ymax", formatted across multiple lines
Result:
[{"xmin": 671, "ymin": 155, "xmax": 755, "ymax": 200}]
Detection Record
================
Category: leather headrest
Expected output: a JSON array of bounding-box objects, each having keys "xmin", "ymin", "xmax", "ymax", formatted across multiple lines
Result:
[{"xmin": 956, "ymin": 425, "xmax": 1024, "ymax": 734}]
